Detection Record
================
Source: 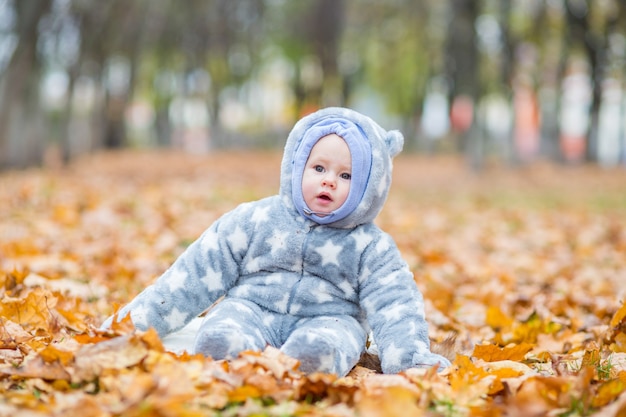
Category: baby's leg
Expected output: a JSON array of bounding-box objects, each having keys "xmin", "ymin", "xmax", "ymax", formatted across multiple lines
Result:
[
  {"xmin": 193, "ymin": 298, "xmax": 271, "ymax": 359},
  {"xmin": 281, "ymin": 315, "xmax": 366, "ymax": 376}
]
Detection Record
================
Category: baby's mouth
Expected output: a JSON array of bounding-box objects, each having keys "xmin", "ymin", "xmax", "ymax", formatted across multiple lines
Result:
[{"xmin": 317, "ymin": 193, "xmax": 332, "ymax": 201}]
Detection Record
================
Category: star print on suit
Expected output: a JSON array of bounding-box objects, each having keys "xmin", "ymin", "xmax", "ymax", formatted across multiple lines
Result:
[{"xmin": 101, "ymin": 107, "xmax": 451, "ymax": 376}]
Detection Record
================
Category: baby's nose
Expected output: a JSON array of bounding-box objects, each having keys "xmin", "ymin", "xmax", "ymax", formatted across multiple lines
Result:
[{"xmin": 322, "ymin": 175, "xmax": 336, "ymax": 188}]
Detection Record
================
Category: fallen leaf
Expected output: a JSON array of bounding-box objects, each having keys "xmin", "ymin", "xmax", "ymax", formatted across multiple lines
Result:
[
  {"xmin": 473, "ymin": 343, "xmax": 534, "ymax": 362},
  {"xmin": 71, "ymin": 333, "xmax": 149, "ymax": 382}
]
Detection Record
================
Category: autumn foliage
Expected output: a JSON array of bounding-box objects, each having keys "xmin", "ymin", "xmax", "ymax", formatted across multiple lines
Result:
[{"xmin": 1, "ymin": 150, "xmax": 625, "ymax": 416}]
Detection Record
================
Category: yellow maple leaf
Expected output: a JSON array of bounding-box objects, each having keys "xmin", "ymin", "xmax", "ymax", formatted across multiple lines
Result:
[
  {"xmin": 451, "ymin": 355, "xmax": 504, "ymax": 396},
  {"xmin": 0, "ymin": 287, "xmax": 58, "ymax": 332}
]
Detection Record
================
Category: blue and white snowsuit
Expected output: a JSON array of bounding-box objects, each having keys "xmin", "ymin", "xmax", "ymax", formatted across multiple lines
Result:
[{"xmin": 103, "ymin": 107, "xmax": 451, "ymax": 376}]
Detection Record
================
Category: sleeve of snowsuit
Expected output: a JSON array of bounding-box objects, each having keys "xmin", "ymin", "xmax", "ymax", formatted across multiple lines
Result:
[
  {"xmin": 101, "ymin": 203, "xmax": 251, "ymax": 337},
  {"xmin": 358, "ymin": 232, "xmax": 452, "ymax": 374}
]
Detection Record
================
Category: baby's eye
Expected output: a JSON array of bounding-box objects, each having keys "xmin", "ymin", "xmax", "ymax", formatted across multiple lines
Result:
[
  {"xmin": 314, "ymin": 165, "xmax": 324, "ymax": 173},
  {"xmin": 340, "ymin": 173, "xmax": 351, "ymax": 180}
]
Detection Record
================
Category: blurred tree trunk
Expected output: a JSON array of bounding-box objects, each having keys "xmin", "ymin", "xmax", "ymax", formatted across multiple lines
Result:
[
  {"xmin": 0, "ymin": 1, "xmax": 52, "ymax": 169},
  {"xmin": 563, "ymin": 0, "xmax": 612, "ymax": 163},
  {"xmin": 102, "ymin": 2, "xmax": 147, "ymax": 149},
  {"xmin": 287, "ymin": 0, "xmax": 345, "ymax": 118},
  {"xmin": 445, "ymin": 0, "xmax": 480, "ymax": 169},
  {"xmin": 311, "ymin": 0, "xmax": 345, "ymax": 107},
  {"xmin": 535, "ymin": 1, "xmax": 563, "ymax": 162},
  {"xmin": 496, "ymin": 0, "xmax": 515, "ymax": 163}
]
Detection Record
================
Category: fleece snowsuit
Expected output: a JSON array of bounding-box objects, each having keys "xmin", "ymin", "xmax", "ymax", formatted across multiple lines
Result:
[{"xmin": 102, "ymin": 107, "xmax": 451, "ymax": 376}]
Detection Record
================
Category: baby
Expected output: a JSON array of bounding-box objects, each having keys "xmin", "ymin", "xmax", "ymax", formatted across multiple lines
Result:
[{"xmin": 102, "ymin": 107, "xmax": 451, "ymax": 376}]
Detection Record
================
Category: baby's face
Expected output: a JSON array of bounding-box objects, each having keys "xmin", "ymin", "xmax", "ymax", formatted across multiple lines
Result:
[{"xmin": 301, "ymin": 134, "xmax": 351, "ymax": 216}]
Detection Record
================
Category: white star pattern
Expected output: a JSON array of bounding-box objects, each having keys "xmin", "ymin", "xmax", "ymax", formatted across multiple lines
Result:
[
  {"xmin": 262, "ymin": 314, "xmax": 276, "ymax": 328},
  {"xmin": 199, "ymin": 229, "xmax": 219, "ymax": 252},
  {"xmin": 383, "ymin": 342, "xmax": 405, "ymax": 370},
  {"xmin": 233, "ymin": 284, "xmax": 251, "ymax": 297},
  {"xmin": 337, "ymin": 280, "xmax": 356, "ymax": 298},
  {"xmin": 315, "ymin": 282, "xmax": 333, "ymax": 303},
  {"xmin": 219, "ymin": 317, "xmax": 240, "ymax": 327},
  {"xmin": 317, "ymin": 352, "xmax": 336, "ymax": 372},
  {"xmin": 227, "ymin": 226, "xmax": 248, "ymax": 254},
  {"xmin": 275, "ymin": 293, "xmax": 290, "ymax": 312},
  {"xmin": 251, "ymin": 206, "xmax": 270, "ymax": 224},
  {"xmin": 415, "ymin": 339, "xmax": 429, "ymax": 351},
  {"xmin": 165, "ymin": 267, "xmax": 187, "ymax": 292},
  {"xmin": 338, "ymin": 355, "xmax": 349, "ymax": 374},
  {"xmin": 379, "ymin": 270, "xmax": 402, "ymax": 286},
  {"xmin": 375, "ymin": 236, "xmax": 390, "ymax": 254},
  {"xmin": 352, "ymin": 229, "xmax": 373, "ymax": 252},
  {"xmin": 358, "ymin": 266, "xmax": 372, "ymax": 284},
  {"xmin": 200, "ymin": 266, "xmax": 224, "ymax": 292},
  {"xmin": 360, "ymin": 298, "xmax": 374, "ymax": 312},
  {"xmin": 245, "ymin": 256, "xmax": 261, "ymax": 273},
  {"xmin": 381, "ymin": 303, "xmax": 407, "ymax": 321},
  {"xmin": 314, "ymin": 240, "xmax": 343, "ymax": 267},
  {"xmin": 129, "ymin": 304, "xmax": 149, "ymax": 327},
  {"xmin": 265, "ymin": 273, "xmax": 283, "ymax": 285},
  {"xmin": 377, "ymin": 174, "xmax": 388, "ymax": 197},
  {"xmin": 266, "ymin": 230, "xmax": 289, "ymax": 256},
  {"xmin": 226, "ymin": 333, "xmax": 248, "ymax": 356},
  {"xmin": 164, "ymin": 307, "xmax": 189, "ymax": 330},
  {"xmin": 291, "ymin": 257, "xmax": 303, "ymax": 272}
]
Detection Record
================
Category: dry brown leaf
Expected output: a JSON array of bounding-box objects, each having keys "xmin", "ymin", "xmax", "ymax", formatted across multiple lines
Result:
[
  {"xmin": 0, "ymin": 352, "xmax": 71, "ymax": 381},
  {"xmin": 71, "ymin": 333, "xmax": 150, "ymax": 382},
  {"xmin": 0, "ymin": 318, "xmax": 34, "ymax": 348}
]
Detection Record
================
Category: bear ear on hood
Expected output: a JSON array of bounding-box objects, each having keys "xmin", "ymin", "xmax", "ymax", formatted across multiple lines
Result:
[{"xmin": 385, "ymin": 130, "xmax": 404, "ymax": 158}]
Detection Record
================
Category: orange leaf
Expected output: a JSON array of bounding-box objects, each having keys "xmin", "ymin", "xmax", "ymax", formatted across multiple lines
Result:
[
  {"xmin": 486, "ymin": 306, "xmax": 513, "ymax": 329},
  {"xmin": 73, "ymin": 333, "xmax": 112, "ymax": 344},
  {"xmin": 140, "ymin": 327, "xmax": 165, "ymax": 352},
  {"xmin": 0, "ymin": 267, "xmax": 29, "ymax": 292},
  {"xmin": 612, "ymin": 333, "xmax": 626, "ymax": 353},
  {"xmin": 39, "ymin": 344, "xmax": 74, "ymax": 366},
  {"xmin": 110, "ymin": 311, "xmax": 136, "ymax": 334},
  {"xmin": 610, "ymin": 302, "xmax": 626, "ymax": 328},
  {"xmin": 0, "ymin": 287, "xmax": 58, "ymax": 332},
  {"xmin": 228, "ymin": 384, "xmax": 261, "ymax": 403},
  {"xmin": 356, "ymin": 386, "xmax": 423, "ymax": 417},
  {"xmin": 591, "ymin": 379, "xmax": 626, "ymax": 408},
  {"xmin": 473, "ymin": 343, "xmax": 534, "ymax": 362}
]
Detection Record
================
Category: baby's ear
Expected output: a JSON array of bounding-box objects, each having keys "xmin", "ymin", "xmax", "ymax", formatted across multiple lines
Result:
[{"xmin": 385, "ymin": 130, "xmax": 404, "ymax": 157}]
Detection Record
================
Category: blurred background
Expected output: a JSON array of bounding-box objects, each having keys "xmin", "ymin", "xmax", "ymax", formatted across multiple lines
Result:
[{"xmin": 0, "ymin": 0, "xmax": 625, "ymax": 170}]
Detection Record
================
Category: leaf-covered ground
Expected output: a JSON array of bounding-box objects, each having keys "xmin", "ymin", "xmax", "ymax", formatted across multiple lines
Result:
[{"xmin": 1, "ymin": 150, "xmax": 626, "ymax": 416}]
